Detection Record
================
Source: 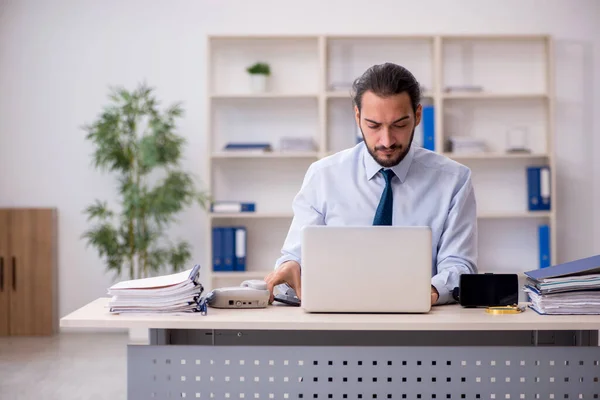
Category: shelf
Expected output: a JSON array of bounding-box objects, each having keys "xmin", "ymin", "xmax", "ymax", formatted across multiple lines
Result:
[
  {"xmin": 211, "ymin": 271, "xmax": 269, "ymax": 279},
  {"xmin": 207, "ymin": 34, "xmax": 557, "ymax": 275},
  {"xmin": 444, "ymin": 152, "xmax": 549, "ymax": 161},
  {"xmin": 209, "ymin": 212, "xmax": 294, "ymax": 219},
  {"xmin": 442, "ymin": 92, "xmax": 547, "ymax": 100},
  {"xmin": 211, "ymin": 93, "xmax": 319, "ymax": 99},
  {"xmin": 209, "ymin": 212, "xmax": 550, "ymax": 220},
  {"xmin": 211, "ymin": 151, "xmax": 319, "ymax": 159},
  {"xmin": 326, "ymin": 91, "xmax": 435, "ymax": 99},
  {"xmin": 478, "ymin": 211, "xmax": 553, "ymax": 219}
]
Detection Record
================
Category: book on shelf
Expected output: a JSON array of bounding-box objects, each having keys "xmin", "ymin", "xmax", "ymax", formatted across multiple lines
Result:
[
  {"xmin": 524, "ymin": 254, "xmax": 600, "ymax": 315},
  {"xmin": 444, "ymin": 85, "xmax": 484, "ymax": 93},
  {"xmin": 212, "ymin": 226, "xmax": 247, "ymax": 272},
  {"xmin": 446, "ymin": 137, "xmax": 487, "ymax": 154},
  {"xmin": 279, "ymin": 137, "xmax": 316, "ymax": 152},
  {"xmin": 211, "ymin": 201, "xmax": 256, "ymax": 213},
  {"xmin": 223, "ymin": 143, "xmax": 272, "ymax": 152}
]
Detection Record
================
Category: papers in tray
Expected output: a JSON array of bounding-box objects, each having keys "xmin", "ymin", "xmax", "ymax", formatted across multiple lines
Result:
[
  {"xmin": 107, "ymin": 264, "xmax": 204, "ymax": 314},
  {"xmin": 524, "ymin": 254, "xmax": 600, "ymax": 315}
]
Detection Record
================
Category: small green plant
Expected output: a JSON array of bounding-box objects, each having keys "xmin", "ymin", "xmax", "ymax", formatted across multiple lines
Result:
[
  {"xmin": 82, "ymin": 82, "xmax": 210, "ymax": 280},
  {"xmin": 246, "ymin": 62, "xmax": 271, "ymax": 75}
]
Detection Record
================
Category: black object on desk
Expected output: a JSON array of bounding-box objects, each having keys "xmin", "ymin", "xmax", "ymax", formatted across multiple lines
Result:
[
  {"xmin": 457, "ymin": 273, "xmax": 519, "ymax": 307},
  {"xmin": 273, "ymin": 293, "xmax": 301, "ymax": 306}
]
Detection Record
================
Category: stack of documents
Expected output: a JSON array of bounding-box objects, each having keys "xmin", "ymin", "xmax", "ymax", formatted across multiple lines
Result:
[
  {"xmin": 107, "ymin": 265, "xmax": 204, "ymax": 314},
  {"xmin": 447, "ymin": 136, "xmax": 487, "ymax": 154},
  {"xmin": 524, "ymin": 255, "xmax": 600, "ymax": 315}
]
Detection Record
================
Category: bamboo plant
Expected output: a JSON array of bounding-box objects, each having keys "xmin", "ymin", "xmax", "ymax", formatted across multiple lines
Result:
[{"xmin": 82, "ymin": 83, "xmax": 209, "ymax": 280}]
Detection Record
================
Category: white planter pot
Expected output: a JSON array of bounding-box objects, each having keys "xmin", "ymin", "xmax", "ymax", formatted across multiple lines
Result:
[{"xmin": 250, "ymin": 74, "xmax": 268, "ymax": 93}]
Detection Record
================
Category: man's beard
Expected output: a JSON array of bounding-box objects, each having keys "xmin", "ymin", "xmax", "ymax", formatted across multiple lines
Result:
[{"xmin": 360, "ymin": 123, "xmax": 415, "ymax": 168}]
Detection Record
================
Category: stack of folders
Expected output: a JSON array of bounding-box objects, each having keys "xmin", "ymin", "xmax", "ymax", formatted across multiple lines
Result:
[
  {"xmin": 524, "ymin": 254, "xmax": 600, "ymax": 315},
  {"xmin": 107, "ymin": 264, "xmax": 204, "ymax": 314}
]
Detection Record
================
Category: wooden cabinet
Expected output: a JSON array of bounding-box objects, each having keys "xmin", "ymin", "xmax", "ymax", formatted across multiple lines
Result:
[{"xmin": 0, "ymin": 208, "xmax": 57, "ymax": 336}]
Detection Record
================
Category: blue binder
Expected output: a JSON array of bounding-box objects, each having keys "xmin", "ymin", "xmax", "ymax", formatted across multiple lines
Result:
[
  {"xmin": 422, "ymin": 105, "xmax": 435, "ymax": 151},
  {"xmin": 538, "ymin": 224, "xmax": 550, "ymax": 269},
  {"xmin": 526, "ymin": 166, "xmax": 551, "ymax": 211},
  {"xmin": 212, "ymin": 227, "xmax": 225, "ymax": 271},
  {"xmin": 525, "ymin": 254, "xmax": 600, "ymax": 281},
  {"xmin": 222, "ymin": 227, "xmax": 235, "ymax": 271}
]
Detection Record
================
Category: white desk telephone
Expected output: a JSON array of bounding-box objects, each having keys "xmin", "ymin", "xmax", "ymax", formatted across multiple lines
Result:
[{"xmin": 207, "ymin": 280, "xmax": 270, "ymax": 309}]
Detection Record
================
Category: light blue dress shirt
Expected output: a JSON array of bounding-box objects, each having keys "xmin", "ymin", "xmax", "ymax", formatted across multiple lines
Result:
[{"xmin": 274, "ymin": 142, "xmax": 478, "ymax": 305}]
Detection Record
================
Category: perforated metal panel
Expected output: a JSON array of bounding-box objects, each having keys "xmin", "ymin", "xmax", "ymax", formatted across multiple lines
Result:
[{"xmin": 129, "ymin": 345, "xmax": 600, "ymax": 400}]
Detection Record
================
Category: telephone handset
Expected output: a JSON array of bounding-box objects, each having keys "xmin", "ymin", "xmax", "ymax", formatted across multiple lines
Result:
[{"xmin": 207, "ymin": 279, "xmax": 270, "ymax": 309}]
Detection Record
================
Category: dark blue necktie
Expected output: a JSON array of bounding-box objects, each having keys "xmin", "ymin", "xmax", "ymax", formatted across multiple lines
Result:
[{"xmin": 373, "ymin": 169, "xmax": 395, "ymax": 226}]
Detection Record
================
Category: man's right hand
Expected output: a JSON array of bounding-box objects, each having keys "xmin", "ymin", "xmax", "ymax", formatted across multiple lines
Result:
[{"xmin": 264, "ymin": 261, "xmax": 302, "ymax": 304}]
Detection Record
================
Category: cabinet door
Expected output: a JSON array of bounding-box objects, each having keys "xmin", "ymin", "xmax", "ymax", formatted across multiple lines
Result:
[
  {"xmin": 0, "ymin": 210, "xmax": 9, "ymax": 336},
  {"xmin": 9, "ymin": 209, "xmax": 56, "ymax": 336}
]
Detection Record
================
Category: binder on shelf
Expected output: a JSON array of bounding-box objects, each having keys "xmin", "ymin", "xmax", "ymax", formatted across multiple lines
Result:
[
  {"xmin": 223, "ymin": 143, "xmax": 272, "ymax": 152},
  {"xmin": 222, "ymin": 227, "xmax": 236, "ymax": 271},
  {"xmin": 234, "ymin": 226, "xmax": 247, "ymax": 271},
  {"xmin": 212, "ymin": 227, "xmax": 225, "ymax": 272},
  {"xmin": 538, "ymin": 224, "xmax": 550, "ymax": 269},
  {"xmin": 526, "ymin": 166, "xmax": 551, "ymax": 211},
  {"xmin": 211, "ymin": 201, "xmax": 256, "ymax": 213},
  {"xmin": 422, "ymin": 105, "xmax": 435, "ymax": 151}
]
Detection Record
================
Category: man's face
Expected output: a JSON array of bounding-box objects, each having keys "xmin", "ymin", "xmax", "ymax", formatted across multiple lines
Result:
[{"xmin": 355, "ymin": 91, "xmax": 422, "ymax": 168}]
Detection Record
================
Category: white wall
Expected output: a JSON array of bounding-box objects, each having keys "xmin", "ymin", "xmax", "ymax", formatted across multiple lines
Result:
[{"xmin": 0, "ymin": 0, "xmax": 599, "ymax": 319}]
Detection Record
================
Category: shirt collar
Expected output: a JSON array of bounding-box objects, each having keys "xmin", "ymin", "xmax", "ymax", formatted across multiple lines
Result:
[{"xmin": 363, "ymin": 142, "xmax": 415, "ymax": 183}]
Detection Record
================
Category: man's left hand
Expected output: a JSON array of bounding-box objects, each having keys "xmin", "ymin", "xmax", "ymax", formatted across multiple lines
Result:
[{"xmin": 431, "ymin": 286, "xmax": 439, "ymax": 305}]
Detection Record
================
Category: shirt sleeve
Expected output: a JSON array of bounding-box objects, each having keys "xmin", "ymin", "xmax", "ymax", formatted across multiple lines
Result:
[
  {"xmin": 274, "ymin": 163, "xmax": 326, "ymax": 271},
  {"xmin": 431, "ymin": 167, "xmax": 478, "ymax": 305}
]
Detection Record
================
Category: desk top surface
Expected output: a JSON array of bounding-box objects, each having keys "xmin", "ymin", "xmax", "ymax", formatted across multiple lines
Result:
[{"xmin": 60, "ymin": 298, "xmax": 600, "ymax": 331}]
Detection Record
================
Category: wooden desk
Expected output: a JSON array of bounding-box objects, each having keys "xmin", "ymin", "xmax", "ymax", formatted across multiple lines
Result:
[{"xmin": 61, "ymin": 298, "xmax": 600, "ymax": 400}]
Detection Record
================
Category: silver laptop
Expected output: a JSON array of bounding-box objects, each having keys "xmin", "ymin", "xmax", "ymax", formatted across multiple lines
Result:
[{"xmin": 300, "ymin": 226, "xmax": 432, "ymax": 313}]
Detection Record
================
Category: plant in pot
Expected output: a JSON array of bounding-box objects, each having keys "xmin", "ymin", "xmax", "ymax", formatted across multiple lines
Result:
[
  {"xmin": 82, "ymin": 83, "xmax": 210, "ymax": 280},
  {"xmin": 246, "ymin": 62, "xmax": 271, "ymax": 93}
]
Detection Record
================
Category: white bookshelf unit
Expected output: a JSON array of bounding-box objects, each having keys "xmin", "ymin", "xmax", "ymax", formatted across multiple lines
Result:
[{"xmin": 205, "ymin": 34, "xmax": 556, "ymax": 291}]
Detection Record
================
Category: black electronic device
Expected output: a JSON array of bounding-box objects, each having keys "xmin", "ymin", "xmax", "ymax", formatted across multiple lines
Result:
[
  {"xmin": 458, "ymin": 273, "xmax": 519, "ymax": 307},
  {"xmin": 273, "ymin": 293, "xmax": 301, "ymax": 307}
]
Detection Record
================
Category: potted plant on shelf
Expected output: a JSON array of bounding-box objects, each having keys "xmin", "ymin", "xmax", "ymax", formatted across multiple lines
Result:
[
  {"xmin": 81, "ymin": 82, "xmax": 210, "ymax": 280},
  {"xmin": 246, "ymin": 62, "xmax": 271, "ymax": 93}
]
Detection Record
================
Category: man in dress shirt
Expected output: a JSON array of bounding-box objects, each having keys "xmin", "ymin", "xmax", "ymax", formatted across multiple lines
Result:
[{"xmin": 265, "ymin": 63, "xmax": 477, "ymax": 306}]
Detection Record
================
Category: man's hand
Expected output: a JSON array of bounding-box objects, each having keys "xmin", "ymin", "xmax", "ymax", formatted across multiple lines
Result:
[
  {"xmin": 264, "ymin": 261, "xmax": 302, "ymax": 304},
  {"xmin": 431, "ymin": 285, "xmax": 439, "ymax": 305}
]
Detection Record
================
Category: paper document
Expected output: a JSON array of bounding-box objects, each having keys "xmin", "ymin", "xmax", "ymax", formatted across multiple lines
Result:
[{"xmin": 107, "ymin": 265, "xmax": 204, "ymax": 314}]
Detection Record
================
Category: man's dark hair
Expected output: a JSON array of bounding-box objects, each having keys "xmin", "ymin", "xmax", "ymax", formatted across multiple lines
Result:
[{"xmin": 352, "ymin": 63, "xmax": 421, "ymax": 114}]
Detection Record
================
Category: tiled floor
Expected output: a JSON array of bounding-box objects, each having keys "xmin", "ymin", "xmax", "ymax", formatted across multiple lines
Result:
[{"xmin": 0, "ymin": 332, "xmax": 127, "ymax": 400}]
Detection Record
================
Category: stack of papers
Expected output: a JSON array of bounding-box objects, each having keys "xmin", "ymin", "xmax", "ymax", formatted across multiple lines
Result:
[
  {"xmin": 524, "ymin": 255, "xmax": 600, "ymax": 315},
  {"xmin": 447, "ymin": 136, "xmax": 487, "ymax": 154},
  {"xmin": 107, "ymin": 265, "xmax": 204, "ymax": 314}
]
